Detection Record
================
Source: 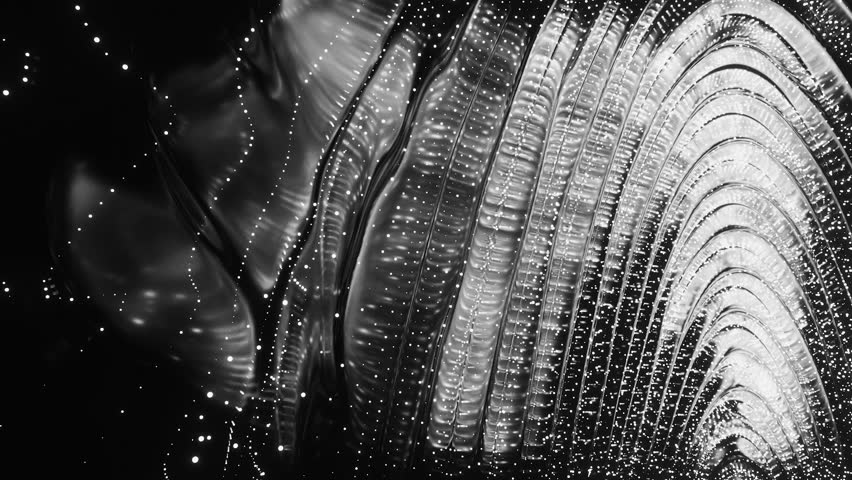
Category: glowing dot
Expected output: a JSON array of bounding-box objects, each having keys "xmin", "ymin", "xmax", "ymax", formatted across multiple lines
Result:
[
  {"xmin": 191, "ymin": 456, "xmax": 199, "ymax": 464},
  {"xmin": 122, "ymin": 64, "xmax": 128, "ymax": 71},
  {"xmin": 93, "ymin": 37, "xmax": 100, "ymax": 44},
  {"xmin": 206, "ymin": 391, "xmax": 213, "ymax": 398},
  {"xmin": 2, "ymin": 90, "xmax": 8, "ymax": 96}
]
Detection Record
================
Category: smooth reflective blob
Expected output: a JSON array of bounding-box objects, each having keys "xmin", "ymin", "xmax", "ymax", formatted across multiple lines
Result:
[{"xmin": 51, "ymin": 0, "xmax": 852, "ymax": 478}]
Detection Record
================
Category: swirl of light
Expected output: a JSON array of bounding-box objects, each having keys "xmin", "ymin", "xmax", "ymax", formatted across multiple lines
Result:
[{"xmin": 51, "ymin": 0, "xmax": 852, "ymax": 477}]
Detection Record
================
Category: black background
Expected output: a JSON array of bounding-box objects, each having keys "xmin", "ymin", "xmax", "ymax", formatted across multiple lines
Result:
[
  {"xmin": 6, "ymin": 1, "xmax": 852, "ymax": 479},
  {"xmin": 0, "ymin": 2, "xmax": 271, "ymax": 478}
]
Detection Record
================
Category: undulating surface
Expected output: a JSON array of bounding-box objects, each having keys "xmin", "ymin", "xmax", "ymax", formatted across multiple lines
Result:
[{"xmin": 50, "ymin": 0, "xmax": 852, "ymax": 477}]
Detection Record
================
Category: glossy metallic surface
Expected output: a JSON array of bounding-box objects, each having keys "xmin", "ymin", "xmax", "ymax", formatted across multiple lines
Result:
[{"xmin": 52, "ymin": 0, "xmax": 852, "ymax": 477}]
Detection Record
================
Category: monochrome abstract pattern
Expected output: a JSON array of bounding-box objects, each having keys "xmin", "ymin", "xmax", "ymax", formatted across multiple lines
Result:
[{"xmin": 48, "ymin": 0, "xmax": 852, "ymax": 478}]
